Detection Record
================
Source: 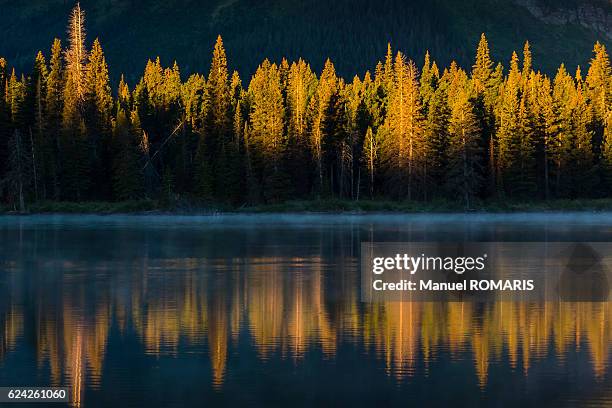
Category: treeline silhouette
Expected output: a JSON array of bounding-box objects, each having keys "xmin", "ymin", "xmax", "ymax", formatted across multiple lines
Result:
[{"xmin": 0, "ymin": 4, "xmax": 610, "ymax": 210}]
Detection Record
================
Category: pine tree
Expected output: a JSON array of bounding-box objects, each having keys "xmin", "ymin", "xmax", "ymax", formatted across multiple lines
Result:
[
  {"xmin": 182, "ymin": 72, "xmax": 207, "ymax": 198},
  {"xmin": 85, "ymin": 38, "xmax": 113, "ymax": 199},
  {"xmin": 247, "ymin": 60, "xmax": 288, "ymax": 202},
  {"xmin": 420, "ymin": 51, "xmax": 438, "ymax": 113},
  {"xmin": 551, "ymin": 64, "xmax": 575, "ymax": 197},
  {"xmin": 472, "ymin": 34, "xmax": 494, "ymax": 95},
  {"xmin": 447, "ymin": 79, "xmax": 482, "ymax": 208},
  {"xmin": 45, "ymin": 39, "xmax": 63, "ymax": 199},
  {"xmin": 64, "ymin": 2, "xmax": 87, "ymax": 115},
  {"xmin": 515, "ymin": 87, "xmax": 537, "ymax": 195},
  {"xmin": 224, "ymin": 69, "xmax": 244, "ymax": 203},
  {"xmin": 585, "ymin": 42, "xmax": 611, "ymax": 124},
  {"xmin": 551, "ymin": 64, "xmax": 596, "ymax": 197},
  {"xmin": 287, "ymin": 59, "xmax": 316, "ymax": 195},
  {"xmin": 586, "ymin": 42, "xmax": 611, "ymax": 166},
  {"xmin": 3, "ymin": 130, "xmax": 30, "ymax": 211},
  {"xmin": 61, "ymin": 3, "xmax": 89, "ymax": 200},
  {"xmin": 31, "ymin": 51, "xmax": 48, "ymax": 201},
  {"xmin": 382, "ymin": 52, "xmax": 424, "ymax": 200},
  {"xmin": 471, "ymin": 34, "xmax": 498, "ymax": 197},
  {"xmin": 568, "ymin": 80, "xmax": 596, "ymax": 197},
  {"xmin": 424, "ymin": 66, "xmax": 450, "ymax": 198},
  {"xmin": 207, "ymin": 36, "xmax": 232, "ymax": 193},
  {"xmin": 8, "ymin": 70, "xmax": 27, "ymax": 131},
  {"xmin": 195, "ymin": 36, "xmax": 233, "ymax": 201},
  {"xmin": 117, "ymin": 75, "xmax": 131, "ymax": 111},
  {"xmin": 309, "ymin": 59, "xmax": 338, "ymax": 194},
  {"xmin": 112, "ymin": 108, "xmax": 143, "ymax": 200},
  {"xmin": 323, "ymin": 81, "xmax": 351, "ymax": 198},
  {"xmin": 534, "ymin": 76, "xmax": 558, "ymax": 200},
  {"xmin": 362, "ymin": 126, "xmax": 377, "ymax": 198},
  {"xmin": 496, "ymin": 51, "xmax": 525, "ymax": 197},
  {"xmin": 521, "ymin": 41, "xmax": 532, "ymax": 89},
  {"xmin": 383, "ymin": 43, "xmax": 394, "ymax": 91}
]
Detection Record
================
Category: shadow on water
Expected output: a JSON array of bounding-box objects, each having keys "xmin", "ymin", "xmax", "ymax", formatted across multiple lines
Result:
[{"xmin": 0, "ymin": 213, "xmax": 610, "ymax": 407}]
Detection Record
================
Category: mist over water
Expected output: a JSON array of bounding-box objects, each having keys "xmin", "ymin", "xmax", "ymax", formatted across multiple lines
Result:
[{"xmin": 0, "ymin": 213, "xmax": 610, "ymax": 407}]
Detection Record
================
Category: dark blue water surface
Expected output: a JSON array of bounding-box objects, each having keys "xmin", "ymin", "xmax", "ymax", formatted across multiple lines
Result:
[{"xmin": 0, "ymin": 213, "xmax": 610, "ymax": 407}]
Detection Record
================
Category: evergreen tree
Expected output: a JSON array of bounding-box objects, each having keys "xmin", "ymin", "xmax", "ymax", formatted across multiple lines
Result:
[
  {"xmin": 61, "ymin": 3, "xmax": 89, "ymax": 200},
  {"xmin": 2, "ymin": 130, "xmax": 30, "ymax": 211},
  {"xmin": 85, "ymin": 38, "xmax": 113, "ymax": 199},
  {"xmin": 586, "ymin": 42, "xmax": 611, "ymax": 163},
  {"xmin": 534, "ymin": 76, "xmax": 558, "ymax": 199},
  {"xmin": 472, "ymin": 34, "xmax": 494, "ymax": 95},
  {"xmin": 382, "ymin": 52, "xmax": 424, "ymax": 200},
  {"xmin": 420, "ymin": 51, "xmax": 438, "ymax": 113},
  {"xmin": 247, "ymin": 60, "xmax": 288, "ymax": 202},
  {"xmin": 45, "ymin": 39, "xmax": 63, "ymax": 199},
  {"xmin": 424, "ymin": 66, "xmax": 450, "ymax": 198},
  {"xmin": 117, "ymin": 75, "xmax": 131, "ymax": 111},
  {"xmin": 286, "ymin": 59, "xmax": 316, "ymax": 195},
  {"xmin": 447, "ymin": 79, "xmax": 482, "ymax": 208},
  {"xmin": 63, "ymin": 3, "xmax": 87, "ymax": 114},
  {"xmin": 362, "ymin": 126, "xmax": 377, "ymax": 198},
  {"xmin": 471, "ymin": 34, "xmax": 498, "ymax": 197},
  {"xmin": 496, "ymin": 51, "xmax": 531, "ymax": 197},
  {"xmin": 309, "ymin": 59, "xmax": 338, "ymax": 194},
  {"xmin": 31, "ymin": 51, "xmax": 48, "ymax": 200},
  {"xmin": 568, "ymin": 80, "xmax": 596, "ymax": 197},
  {"xmin": 521, "ymin": 41, "xmax": 532, "ymax": 89},
  {"xmin": 585, "ymin": 42, "xmax": 611, "ymax": 124},
  {"xmin": 551, "ymin": 64, "xmax": 596, "ymax": 197},
  {"xmin": 112, "ymin": 108, "xmax": 143, "ymax": 200},
  {"xmin": 207, "ymin": 36, "xmax": 233, "ymax": 197}
]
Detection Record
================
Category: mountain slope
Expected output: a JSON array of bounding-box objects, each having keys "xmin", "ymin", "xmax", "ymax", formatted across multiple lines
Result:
[{"xmin": 0, "ymin": 0, "xmax": 609, "ymax": 82}]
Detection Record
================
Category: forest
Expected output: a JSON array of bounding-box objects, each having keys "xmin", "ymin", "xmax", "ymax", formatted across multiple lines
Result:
[{"xmin": 0, "ymin": 3, "xmax": 610, "ymax": 211}]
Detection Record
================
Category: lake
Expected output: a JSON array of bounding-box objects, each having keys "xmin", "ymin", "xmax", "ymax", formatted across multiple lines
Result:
[{"xmin": 0, "ymin": 213, "xmax": 610, "ymax": 407}]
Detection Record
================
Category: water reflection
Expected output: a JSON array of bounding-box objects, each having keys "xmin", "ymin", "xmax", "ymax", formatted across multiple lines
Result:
[{"xmin": 0, "ymin": 215, "xmax": 611, "ymax": 407}]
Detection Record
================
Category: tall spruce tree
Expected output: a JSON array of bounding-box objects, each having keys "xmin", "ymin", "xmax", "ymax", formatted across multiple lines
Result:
[
  {"xmin": 496, "ymin": 51, "xmax": 524, "ymax": 197},
  {"xmin": 534, "ymin": 76, "xmax": 558, "ymax": 199},
  {"xmin": 309, "ymin": 59, "xmax": 338, "ymax": 195},
  {"xmin": 61, "ymin": 3, "xmax": 89, "ymax": 200},
  {"xmin": 247, "ymin": 60, "xmax": 288, "ymax": 202},
  {"xmin": 382, "ymin": 52, "xmax": 424, "ymax": 200},
  {"xmin": 31, "ymin": 51, "xmax": 48, "ymax": 200},
  {"xmin": 362, "ymin": 126, "xmax": 377, "ymax": 198},
  {"xmin": 447, "ymin": 76, "xmax": 482, "ymax": 208},
  {"xmin": 471, "ymin": 34, "xmax": 498, "ymax": 197},
  {"xmin": 424, "ymin": 63, "xmax": 449, "ymax": 198},
  {"xmin": 85, "ymin": 38, "xmax": 113, "ymax": 199},
  {"xmin": 287, "ymin": 59, "xmax": 316, "ymax": 195},
  {"xmin": 112, "ymin": 108, "xmax": 143, "ymax": 200},
  {"xmin": 208, "ymin": 36, "xmax": 233, "ymax": 198},
  {"xmin": 586, "ymin": 42, "xmax": 611, "ymax": 165},
  {"xmin": 45, "ymin": 39, "xmax": 63, "ymax": 199}
]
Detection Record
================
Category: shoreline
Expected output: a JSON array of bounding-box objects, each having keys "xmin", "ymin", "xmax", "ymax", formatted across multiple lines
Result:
[{"xmin": 2, "ymin": 198, "xmax": 612, "ymax": 216}]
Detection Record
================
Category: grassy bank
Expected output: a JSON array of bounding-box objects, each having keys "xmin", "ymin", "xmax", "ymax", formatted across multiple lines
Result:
[{"xmin": 2, "ymin": 198, "xmax": 612, "ymax": 214}]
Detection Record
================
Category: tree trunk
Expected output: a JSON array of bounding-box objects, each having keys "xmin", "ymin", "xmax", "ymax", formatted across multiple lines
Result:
[{"xmin": 30, "ymin": 127, "xmax": 38, "ymax": 202}]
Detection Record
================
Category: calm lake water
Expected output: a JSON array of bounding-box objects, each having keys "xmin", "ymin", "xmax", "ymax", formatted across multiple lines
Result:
[{"xmin": 0, "ymin": 213, "xmax": 611, "ymax": 407}]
